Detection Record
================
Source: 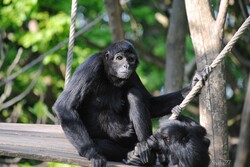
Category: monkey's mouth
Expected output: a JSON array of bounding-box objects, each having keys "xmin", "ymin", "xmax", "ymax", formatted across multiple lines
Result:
[
  {"xmin": 117, "ymin": 73, "xmax": 130, "ymax": 79},
  {"xmin": 117, "ymin": 70, "xmax": 133, "ymax": 79}
]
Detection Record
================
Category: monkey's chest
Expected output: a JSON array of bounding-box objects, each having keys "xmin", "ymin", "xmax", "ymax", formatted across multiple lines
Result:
[
  {"xmin": 87, "ymin": 87, "xmax": 129, "ymax": 113},
  {"xmin": 85, "ymin": 93, "xmax": 131, "ymax": 127},
  {"xmin": 82, "ymin": 90, "xmax": 134, "ymax": 139},
  {"xmin": 83, "ymin": 107, "xmax": 134, "ymax": 140}
]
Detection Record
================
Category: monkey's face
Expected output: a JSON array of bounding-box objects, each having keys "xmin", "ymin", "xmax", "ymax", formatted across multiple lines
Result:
[
  {"xmin": 110, "ymin": 52, "xmax": 137, "ymax": 79},
  {"xmin": 104, "ymin": 40, "xmax": 138, "ymax": 81}
]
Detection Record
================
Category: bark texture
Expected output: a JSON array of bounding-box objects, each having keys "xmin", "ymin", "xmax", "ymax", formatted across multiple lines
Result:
[
  {"xmin": 184, "ymin": 0, "xmax": 229, "ymax": 166},
  {"xmin": 104, "ymin": 0, "xmax": 125, "ymax": 42}
]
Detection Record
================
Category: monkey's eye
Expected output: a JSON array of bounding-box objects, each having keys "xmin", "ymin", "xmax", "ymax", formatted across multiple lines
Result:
[
  {"xmin": 162, "ymin": 135, "xmax": 170, "ymax": 142},
  {"xmin": 116, "ymin": 55, "xmax": 123, "ymax": 60},
  {"xmin": 105, "ymin": 51, "xmax": 110, "ymax": 59},
  {"xmin": 127, "ymin": 57, "xmax": 135, "ymax": 63}
]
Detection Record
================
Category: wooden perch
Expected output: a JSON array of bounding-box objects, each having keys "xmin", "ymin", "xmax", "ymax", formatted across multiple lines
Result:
[{"xmin": 0, "ymin": 123, "xmax": 132, "ymax": 167}]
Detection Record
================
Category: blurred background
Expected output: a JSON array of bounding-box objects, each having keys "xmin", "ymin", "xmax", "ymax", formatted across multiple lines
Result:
[{"xmin": 0, "ymin": 0, "xmax": 249, "ymax": 166}]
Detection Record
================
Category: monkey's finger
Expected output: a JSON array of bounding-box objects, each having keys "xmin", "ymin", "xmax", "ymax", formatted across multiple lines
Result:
[
  {"xmin": 123, "ymin": 158, "xmax": 140, "ymax": 166},
  {"xmin": 127, "ymin": 160, "xmax": 141, "ymax": 166},
  {"xmin": 145, "ymin": 150, "xmax": 150, "ymax": 164},
  {"xmin": 91, "ymin": 158, "xmax": 106, "ymax": 167},
  {"xmin": 134, "ymin": 146, "xmax": 140, "ymax": 157},
  {"xmin": 129, "ymin": 158, "xmax": 142, "ymax": 165},
  {"xmin": 123, "ymin": 159, "xmax": 137, "ymax": 165},
  {"xmin": 204, "ymin": 65, "xmax": 212, "ymax": 74},
  {"xmin": 142, "ymin": 143, "xmax": 150, "ymax": 164},
  {"xmin": 195, "ymin": 73, "xmax": 203, "ymax": 81},
  {"xmin": 144, "ymin": 145, "xmax": 150, "ymax": 163},
  {"xmin": 127, "ymin": 151, "xmax": 135, "ymax": 158},
  {"xmin": 171, "ymin": 105, "xmax": 182, "ymax": 115},
  {"xmin": 158, "ymin": 153, "xmax": 166, "ymax": 163},
  {"xmin": 127, "ymin": 151, "xmax": 140, "ymax": 161},
  {"xmin": 122, "ymin": 159, "xmax": 128, "ymax": 164},
  {"xmin": 126, "ymin": 153, "xmax": 142, "ymax": 165},
  {"xmin": 202, "ymin": 65, "xmax": 212, "ymax": 81},
  {"xmin": 140, "ymin": 145, "xmax": 147, "ymax": 163},
  {"xmin": 138, "ymin": 143, "xmax": 147, "ymax": 164}
]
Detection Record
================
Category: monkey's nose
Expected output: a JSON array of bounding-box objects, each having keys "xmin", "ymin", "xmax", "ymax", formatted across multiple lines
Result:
[{"xmin": 123, "ymin": 64, "xmax": 129, "ymax": 69}]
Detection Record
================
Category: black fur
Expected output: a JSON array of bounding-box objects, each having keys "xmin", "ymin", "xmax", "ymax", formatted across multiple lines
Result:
[
  {"xmin": 53, "ymin": 40, "xmax": 188, "ymax": 167},
  {"xmin": 124, "ymin": 116, "xmax": 210, "ymax": 167}
]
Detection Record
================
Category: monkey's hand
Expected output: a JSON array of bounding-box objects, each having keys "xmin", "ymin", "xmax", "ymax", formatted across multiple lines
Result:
[
  {"xmin": 191, "ymin": 65, "xmax": 212, "ymax": 87},
  {"xmin": 123, "ymin": 141, "xmax": 149, "ymax": 165},
  {"xmin": 80, "ymin": 146, "xmax": 106, "ymax": 167},
  {"xmin": 123, "ymin": 137, "xmax": 157, "ymax": 166},
  {"xmin": 123, "ymin": 150, "xmax": 142, "ymax": 165},
  {"xmin": 90, "ymin": 154, "xmax": 106, "ymax": 167},
  {"xmin": 171, "ymin": 105, "xmax": 182, "ymax": 116},
  {"xmin": 134, "ymin": 142, "xmax": 151, "ymax": 164}
]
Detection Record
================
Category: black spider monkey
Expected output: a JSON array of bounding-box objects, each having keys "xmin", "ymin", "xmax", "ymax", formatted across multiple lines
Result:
[
  {"xmin": 53, "ymin": 40, "xmax": 209, "ymax": 167},
  {"xmin": 124, "ymin": 115, "xmax": 211, "ymax": 167}
]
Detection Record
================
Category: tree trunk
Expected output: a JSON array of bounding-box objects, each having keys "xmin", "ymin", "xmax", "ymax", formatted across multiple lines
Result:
[
  {"xmin": 233, "ymin": 72, "xmax": 250, "ymax": 167},
  {"xmin": 165, "ymin": 0, "xmax": 188, "ymax": 93},
  {"xmin": 184, "ymin": 0, "xmax": 229, "ymax": 166},
  {"xmin": 104, "ymin": 0, "xmax": 125, "ymax": 42}
]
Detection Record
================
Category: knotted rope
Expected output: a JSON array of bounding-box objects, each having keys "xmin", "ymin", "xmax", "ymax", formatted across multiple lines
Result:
[
  {"xmin": 169, "ymin": 16, "xmax": 250, "ymax": 120},
  {"xmin": 65, "ymin": 0, "xmax": 78, "ymax": 88}
]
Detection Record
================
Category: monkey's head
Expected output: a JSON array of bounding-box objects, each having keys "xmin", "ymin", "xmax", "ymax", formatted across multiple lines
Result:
[
  {"xmin": 157, "ymin": 119, "xmax": 210, "ymax": 167},
  {"xmin": 103, "ymin": 40, "xmax": 139, "ymax": 86}
]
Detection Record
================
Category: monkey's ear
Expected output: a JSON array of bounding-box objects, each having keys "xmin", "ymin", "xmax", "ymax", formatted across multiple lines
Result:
[{"xmin": 105, "ymin": 50, "xmax": 110, "ymax": 59}]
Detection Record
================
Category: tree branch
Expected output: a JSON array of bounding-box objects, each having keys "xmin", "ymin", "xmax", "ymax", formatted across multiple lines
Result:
[
  {"xmin": 216, "ymin": 0, "xmax": 229, "ymax": 31},
  {"xmin": 185, "ymin": 0, "xmax": 229, "ymax": 163},
  {"xmin": 0, "ymin": 64, "xmax": 43, "ymax": 111},
  {"xmin": 0, "ymin": 48, "xmax": 23, "ymax": 104},
  {"xmin": 233, "ymin": 72, "xmax": 250, "ymax": 167},
  {"xmin": 104, "ymin": 0, "xmax": 124, "ymax": 42},
  {"xmin": 7, "ymin": 48, "xmax": 23, "ymax": 75},
  {"xmin": 165, "ymin": 0, "xmax": 187, "ymax": 92},
  {"xmin": 0, "ymin": 30, "xmax": 5, "ymax": 69}
]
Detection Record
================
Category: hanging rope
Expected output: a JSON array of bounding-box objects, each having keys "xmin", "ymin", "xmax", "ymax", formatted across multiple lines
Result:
[
  {"xmin": 169, "ymin": 16, "xmax": 250, "ymax": 120},
  {"xmin": 65, "ymin": 0, "xmax": 78, "ymax": 88}
]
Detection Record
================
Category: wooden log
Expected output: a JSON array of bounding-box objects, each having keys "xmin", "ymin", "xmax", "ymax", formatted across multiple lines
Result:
[{"xmin": 0, "ymin": 123, "xmax": 132, "ymax": 167}]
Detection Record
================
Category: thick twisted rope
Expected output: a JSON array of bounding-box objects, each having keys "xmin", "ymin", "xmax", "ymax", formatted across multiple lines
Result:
[
  {"xmin": 65, "ymin": 0, "xmax": 78, "ymax": 88},
  {"xmin": 169, "ymin": 16, "xmax": 250, "ymax": 120}
]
